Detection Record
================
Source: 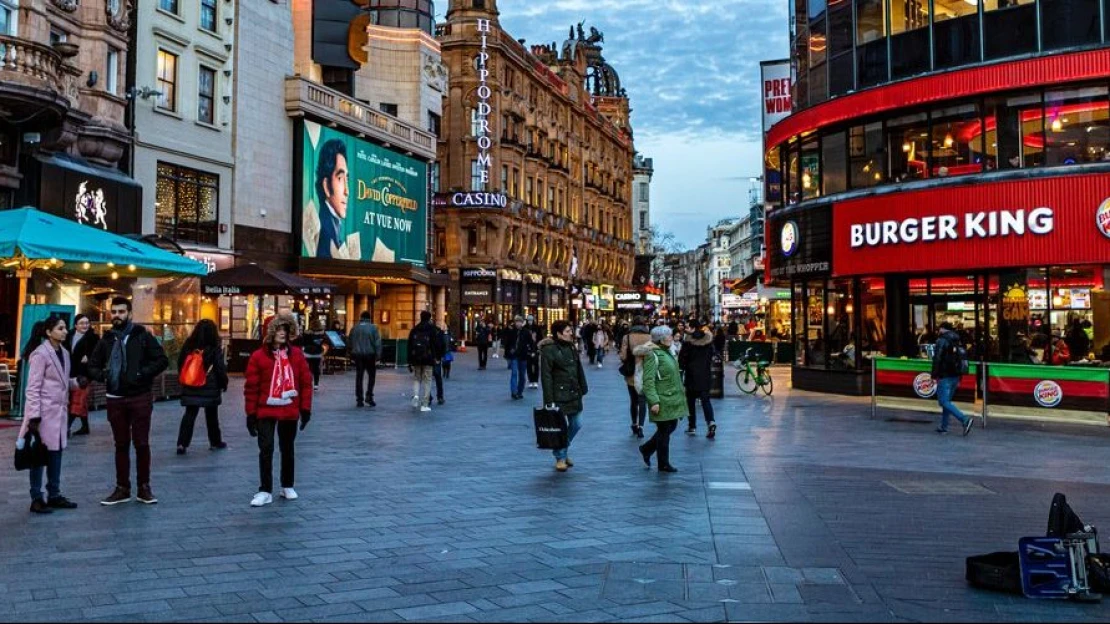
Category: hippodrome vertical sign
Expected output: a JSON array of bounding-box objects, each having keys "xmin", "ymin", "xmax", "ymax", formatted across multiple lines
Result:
[{"xmin": 474, "ymin": 19, "xmax": 494, "ymax": 189}]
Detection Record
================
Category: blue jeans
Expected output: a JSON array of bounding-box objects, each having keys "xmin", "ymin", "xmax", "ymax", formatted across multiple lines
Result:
[
  {"xmin": 509, "ymin": 358, "xmax": 527, "ymax": 396},
  {"xmin": 936, "ymin": 376, "xmax": 968, "ymax": 431},
  {"xmin": 596, "ymin": 349, "xmax": 605, "ymax": 365},
  {"xmin": 553, "ymin": 412, "xmax": 582, "ymax": 460},
  {"xmin": 29, "ymin": 450, "xmax": 63, "ymax": 502}
]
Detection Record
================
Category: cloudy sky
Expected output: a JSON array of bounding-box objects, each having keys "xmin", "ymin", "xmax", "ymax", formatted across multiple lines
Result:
[{"xmin": 490, "ymin": 0, "xmax": 791, "ymax": 249}]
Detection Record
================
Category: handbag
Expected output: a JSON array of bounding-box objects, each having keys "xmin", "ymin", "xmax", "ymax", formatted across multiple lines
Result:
[
  {"xmin": 533, "ymin": 405, "xmax": 568, "ymax": 450},
  {"xmin": 14, "ymin": 430, "xmax": 49, "ymax": 471}
]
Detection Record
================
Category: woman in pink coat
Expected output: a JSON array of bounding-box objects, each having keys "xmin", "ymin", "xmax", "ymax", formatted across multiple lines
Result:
[{"xmin": 19, "ymin": 315, "xmax": 80, "ymax": 514}]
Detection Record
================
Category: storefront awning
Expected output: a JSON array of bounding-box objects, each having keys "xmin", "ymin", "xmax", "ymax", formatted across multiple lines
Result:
[
  {"xmin": 202, "ymin": 264, "xmax": 336, "ymax": 296},
  {"xmin": 744, "ymin": 285, "xmax": 792, "ymax": 300}
]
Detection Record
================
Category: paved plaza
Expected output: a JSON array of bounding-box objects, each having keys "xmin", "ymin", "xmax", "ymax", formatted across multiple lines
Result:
[{"xmin": 3, "ymin": 351, "xmax": 1110, "ymax": 622}]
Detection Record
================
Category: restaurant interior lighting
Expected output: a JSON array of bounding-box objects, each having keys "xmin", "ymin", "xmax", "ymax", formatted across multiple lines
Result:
[
  {"xmin": 826, "ymin": 304, "xmax": 835, "ymax": 315},
  {"xmin": 1051, "ymin": 117, "xmax": 1063, "ymax": 132},
  {"xmin": 110, "ymin": 271, "xmax": 119, "ymax": 280},
  {"xmin": 902, "ymin": 141, "xmax": 912, "ymax": 152},
  {"xmin": 82, "ymin": 262, "xmax": 90, "ymax": 270},
  {"xmin": 128, "ymin": 264, "xmax": 136, "ymax": 272},
  {"xmin": 943, "ymin": 133, "xmax": 954, "ymax": 148}
]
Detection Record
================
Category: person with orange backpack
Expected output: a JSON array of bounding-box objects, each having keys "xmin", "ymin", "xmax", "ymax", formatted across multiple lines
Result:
[{"xmin": 176, "ymin": 319, "xmax": 229, "ymax": 455}]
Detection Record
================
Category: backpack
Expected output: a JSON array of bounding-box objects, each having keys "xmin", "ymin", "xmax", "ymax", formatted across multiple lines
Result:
[
  {"xmin": 179, "ymin": 349, "xmax": 208, "ymax": 387},
  {"xmin": 618, "ymin": 336, "xmax": 635, "ymax": 377},
  {"xmin": 940, "ymin": 334, "xmax": 968, "ymax": 376},
  {"xmin": 409, "ymin": 329, "xmax": 432, "ymax": 363}
]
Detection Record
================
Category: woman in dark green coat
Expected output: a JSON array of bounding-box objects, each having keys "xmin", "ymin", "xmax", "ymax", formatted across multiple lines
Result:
[
  {"xmin": 540, "ymin": 320, "xmax": 588, "ymax": 472},
  {"xmin": 639, "ymin": 325, "xmax": 684, "ymax": 472}
]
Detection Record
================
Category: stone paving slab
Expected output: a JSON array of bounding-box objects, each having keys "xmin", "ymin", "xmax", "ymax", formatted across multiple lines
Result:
[{"xmin": 3, "ymin": 354, "xmax": 1110, "ymax": 621}]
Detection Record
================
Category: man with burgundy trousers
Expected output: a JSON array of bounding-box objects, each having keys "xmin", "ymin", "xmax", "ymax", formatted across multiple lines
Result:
[{"xmin": 88, "ymin": 297, "xmax": 169, "ymax": 505}]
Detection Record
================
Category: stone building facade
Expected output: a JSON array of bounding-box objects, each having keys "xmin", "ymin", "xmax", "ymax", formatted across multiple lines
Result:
[{"xmin": 435, "ymin": 0, "xmax": 636, "ymax": 337}]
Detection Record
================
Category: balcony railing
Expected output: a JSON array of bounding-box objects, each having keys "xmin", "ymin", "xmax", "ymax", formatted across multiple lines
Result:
[
  {"xmin": 285, "ymin": 76, "xmax": 436, "ymax": 160},
  {"xmin": 0, "ymin": 35, "xmax": 65, "ymax": 94}
]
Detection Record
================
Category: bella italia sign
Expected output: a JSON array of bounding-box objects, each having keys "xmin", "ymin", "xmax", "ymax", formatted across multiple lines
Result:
[{"xmin": 473, "ymin": 19, "xmax": 494, "ymax": 188}]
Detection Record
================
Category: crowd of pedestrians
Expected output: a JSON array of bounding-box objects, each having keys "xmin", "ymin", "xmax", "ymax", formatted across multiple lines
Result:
[{"xmin": 13, "ymin": 302, "xmax": 751, "ymax": 515}]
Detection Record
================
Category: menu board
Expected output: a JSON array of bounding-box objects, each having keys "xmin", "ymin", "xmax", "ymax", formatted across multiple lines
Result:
[
  {"xmin": 1070, "ymin": 289, "xmax": 1090, "ymax": 309},
  {"xmin": 1028, "ymin": 289, "xmax": 1048, "ymax": 310}
]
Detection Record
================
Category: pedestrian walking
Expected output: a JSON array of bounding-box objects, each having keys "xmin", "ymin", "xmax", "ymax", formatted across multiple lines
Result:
[
  {"xmin": 299, "ymin": 320, "xmax": 327, "ymax": 390},
  {"xmin": 619, "ymin": 316, "xmax": 651, "ymax": 439},
  {"xmin": 175, "ymin": 319, "xmax": 229, "ymax": 455},
  {"xmin": 65, "ymin": 313, "xmax": 98, "ymax": 437},
  {"xmin": 407, "ymin": 310, "xmax": 442, "ymax": 412},
  {"xmin": 432, "ymin": 324, "xmax": 450, "ymax": 405},
  {"xmin": 593, "ymin": 323, "xmax": 611, "ymax": 368},
  {"xmin": 679, "ymin": 318, "xmax": 717, "ymax": 439},
  {"xmin": 244, "ymin": 314, "xmax": 313, "ymax": 507},
  {"xmin": 474, "ymin": 319, "xmax": 491, "ymax": 370},
  {"xmin": 931, "ymin": 321, "xmax": 974, "ymax": 436},
  {"xmin": 525, "ymin": 315, "xmax": 541, "ymax": 389},
  {"xmin": 20, "ymin": 316, "xmax": 80, "ymax": 514},
  {"xmin": 581, "ymin": 321, "xmax": 598, "ymax": 364},
  {"xmin": 490, "ymin": 322, "xmax": 502, "ymax": 360},
  {"xmin": 88, "ymin": 297, "xmax": 169, "ymax": 505},
  {"xmin": 504, "ymin": 315, "xmax": 536, "ymax": 400},
  {"xmin": 638, "ymin": 325, "xmax": 685, "ymax": 473},
  {"xmin": 348, "ymin": 311, "xmax": 382, "ymax": 407},
  {"xmin": 539, "ymin": 320, "xmax": 588, "ymax": 472}
]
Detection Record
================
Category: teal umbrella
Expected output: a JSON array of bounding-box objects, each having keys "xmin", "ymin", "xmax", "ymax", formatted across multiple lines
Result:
[{"xmin": 1, "ymin": 206, "xmax": 207, "ymax": 351}]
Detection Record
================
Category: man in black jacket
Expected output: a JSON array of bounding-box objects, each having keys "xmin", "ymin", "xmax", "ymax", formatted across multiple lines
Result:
[
  {"xmin": 503, "ymin": 315, "xmax": 535, "ymax": 400},
  {"xmin": 407, "ymin": 311, "xmax": 443, "ymax": 412},
  {"xmin": 930, "ymin": 321, "xmax": 974, "ymax": 436},
  {"xmin": 88, "ymin": 297, "xmax": 169, "ymax": 505},
  {"xmin": 678, "ymin": 318, "xmax": 717, "ymax": 439},
  {"xmin": 474, "ymin": 319, "xmax": 491, "ymax": 370}
]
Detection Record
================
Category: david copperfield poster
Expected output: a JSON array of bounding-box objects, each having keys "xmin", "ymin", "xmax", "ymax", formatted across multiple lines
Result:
[{"xmin": 301, "ymin": 120, "xmax": 428, "ymax": 266}]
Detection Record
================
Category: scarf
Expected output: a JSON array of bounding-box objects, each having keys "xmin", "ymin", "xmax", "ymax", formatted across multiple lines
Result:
[
  {"xmin": 266, "ymin": 348, "xmax": 298, "ymax": 406},
  {"xmin": 107, "ymin": 321, "xmax": 133, "ymax": 394}
]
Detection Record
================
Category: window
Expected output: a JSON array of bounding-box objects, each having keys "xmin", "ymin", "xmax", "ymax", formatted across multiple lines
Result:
[
  {"xmin": 887, "ymin": 111, "xmax": 929, "ymax": 181},
  {"xmin": 470, "ymin": 108, "xmax": 482, "ymax": 136},
  {"xmin": 427, "ymin": 111, "xmax": 441, "ymax": 135},
  {"xmin": 511, "ymin": 167, "xmax": 519, "ymax": 197},
  {"xmin": 793, "ymin": 0, "xmax": 810, "ymax": 109},
  {"xmin": 0, "ymin": 0, "xmax": 15, "ymax": 36},
  {"xmin": 639, "ymin": 212, "xmax": 647, "ymax": 230},
  {"xmin": 985, "ymin": 91, "xmax": 1044, "ymax": 170},
  {"xmin": 1041, "ymin": 0, "xmax": 1101, "ymax": 51},
  {"xmin": 470, "ymin": 159, "xmax": 484, "ymax": 190},
  {"xmin": 197, "ymin": 66, "xmax": 215, "ymax": 124},
  {"xmin": 155, "ymin": 163, "xmax": 219, "ymax": 246},
  {"xmin": 501, "ymin": 165, "xmax": 508, "ymax": 193},
  {"xmin": 639, "ymin": 181, "xmax": 649, "ymax": 201},
  {"xmin": 800, "ymin": 133, "xmax": 821, "ymax": 200},
  {"xmin": 931, "ymin": 103, "xmax": 983, "ymax": 177},
  {"xmin": 156, "ymin": 50, "xmax": 178, "ymax": 112},
  {"xmin": 547, "ymin": 185, "xmax": 554, "ymax": 211},
  {"xmin": 1043, "ymin": 85, "xmax": 1110, "ymax": 166},
  {"xmin": 984, "ymin": 0, "xmax": 1036, "ymax": 59},
  {"xmin": 159, "ymin": 0, "xmax": 178, "ymax": 14},
  {"xmin": 821, "ymin": 130, "xmax": 846, "ymax": 195},
  {"xmin": 855, "ymin": 0, "xmax": 887, "ymax": 87},
  {"xmin": 890, "ymin": 0, "xmax": 930, "ymax": 78},
  {"xmin": 430, "ymin": 162, "xmax": 440, "ymax": 193},
  {"xmin": 379, "ymin": 102, "xmax": 398, "ymax": 116},
  {"xmin": 525, "ymin": 176, "xmax": 533, "ymax": 204},
  {"xmin": 106, "ymin": 47, "xmax": 120, "ymax": 95},
  {"xmin": 49, "ymin": 29, "xmax": 67, "ymax": 45},
  {"xmin": 933, "ymin": 0, "xmax": 980, "ymax": 69},
  {"xmin": 200, "ymin": 0, "xmax": 217, "ymax": 32}
]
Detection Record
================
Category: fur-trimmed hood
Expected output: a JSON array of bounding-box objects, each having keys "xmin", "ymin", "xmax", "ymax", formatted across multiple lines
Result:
[
  {"xmin": 537, "ymin": 337, "xmax": 556, "ymax": 349},
  {"xmin": 684, "ymin": 330, "xmax": 714, "ymax": 347},
  {"xmin": 633, "ymin": 341, "xmax": 662, "ymax": 358}
]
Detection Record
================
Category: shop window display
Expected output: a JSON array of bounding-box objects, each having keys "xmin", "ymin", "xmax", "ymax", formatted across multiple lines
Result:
[
  {"xmin": 826, "ymin": 280, "xmax": 856, "ymax": 370},
  {"xmin": 805, "ymin": 281, "xmax": 827, "ymax": 367},
  {"xmin": 860, "ymin": 278, "xmax": 887, "ymax": 359}
]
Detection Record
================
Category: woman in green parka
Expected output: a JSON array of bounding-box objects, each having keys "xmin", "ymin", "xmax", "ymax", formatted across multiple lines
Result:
[
  {"xmin": 638, "ymin": 325, "xmax": 684, "ymax": 473},
  {"xmin": 539, "ymin": 320, "xmax": 589, "ymax": 472}
]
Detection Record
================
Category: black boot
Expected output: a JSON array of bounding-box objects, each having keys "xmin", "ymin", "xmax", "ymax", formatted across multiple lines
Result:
[
  {"xmin": 67, "ymin": 414, "xmax": 76, "ymax": 437},
  {"xmin": 74, "ymin": 418, "xmax": 90, "ymax": 436}
]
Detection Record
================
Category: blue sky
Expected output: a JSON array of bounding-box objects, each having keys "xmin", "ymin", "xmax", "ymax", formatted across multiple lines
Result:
[{"xmin": 490, "ymin": 0, "xmax": 791, "ymax": 249}]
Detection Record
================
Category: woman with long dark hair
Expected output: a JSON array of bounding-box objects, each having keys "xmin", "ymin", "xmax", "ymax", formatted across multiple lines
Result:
[
  {"xmin": 65, "ymin": 314, "xmax": 99, "ymax": 436},
  {"xmin": 20, "ymin": 315, "xmax": 80, "ymax": 513},
  {"xmin": 176, "ymin": 319, "xmax": 229, "ymax": 455}
]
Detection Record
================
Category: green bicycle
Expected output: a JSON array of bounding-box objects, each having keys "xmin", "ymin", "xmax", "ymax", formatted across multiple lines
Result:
[{"xmin": 734, "ymin": 348, "xmax": 773, "ymax": 396}]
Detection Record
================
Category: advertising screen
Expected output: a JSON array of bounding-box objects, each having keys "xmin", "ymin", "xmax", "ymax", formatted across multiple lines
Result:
[{"xmin": 300, "ymin": 120, "xmax": 427, "ymax": 266}]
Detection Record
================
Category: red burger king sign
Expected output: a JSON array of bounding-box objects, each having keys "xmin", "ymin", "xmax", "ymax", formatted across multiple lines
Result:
[{"xmin": 1098, "ymin": 197, "xmax": 1110, "ymax": 239}]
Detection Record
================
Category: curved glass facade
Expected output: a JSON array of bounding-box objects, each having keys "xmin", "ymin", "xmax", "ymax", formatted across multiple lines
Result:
[
  {"xmin": 794, "ymin": 0, "xmax": 1110, "ymax": 110},
  {"xmin": 775, "ymin": 79, "xmax": 1110, "ymax": 207},
  {"xmin": 368, "ymin": 0, "xmax": 435, "ymax": 35}
]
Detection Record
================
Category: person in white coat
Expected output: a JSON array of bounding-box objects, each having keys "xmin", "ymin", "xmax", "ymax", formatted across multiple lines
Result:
[{"xmin": 19, "ymin": 315, "xmax": 81, "ymax": 514}]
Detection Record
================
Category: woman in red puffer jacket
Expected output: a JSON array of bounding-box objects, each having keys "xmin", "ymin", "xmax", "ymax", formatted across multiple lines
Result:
[{"xmin": 243, "ymin": 313, "xmax": 313, "ymax": 508}]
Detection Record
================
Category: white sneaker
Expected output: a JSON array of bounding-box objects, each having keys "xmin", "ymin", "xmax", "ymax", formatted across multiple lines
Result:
[
  {"xmin": 250, "ymin": 492, "xmax": 273, "ymax": 507},
  {"xmin": 597, "ymin": 363, "xmax": 603, "ymax": 369},
  {"xmin": 420, "ymin": 406, "xmax": 432, "ymax": 412},
  {"xmin": 280, "ymin": 488, "xmax": 298, "ymax": 500},
  {"xmin": 411, "ymin": 395, "xmax": 420, "ymax": 408}
]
